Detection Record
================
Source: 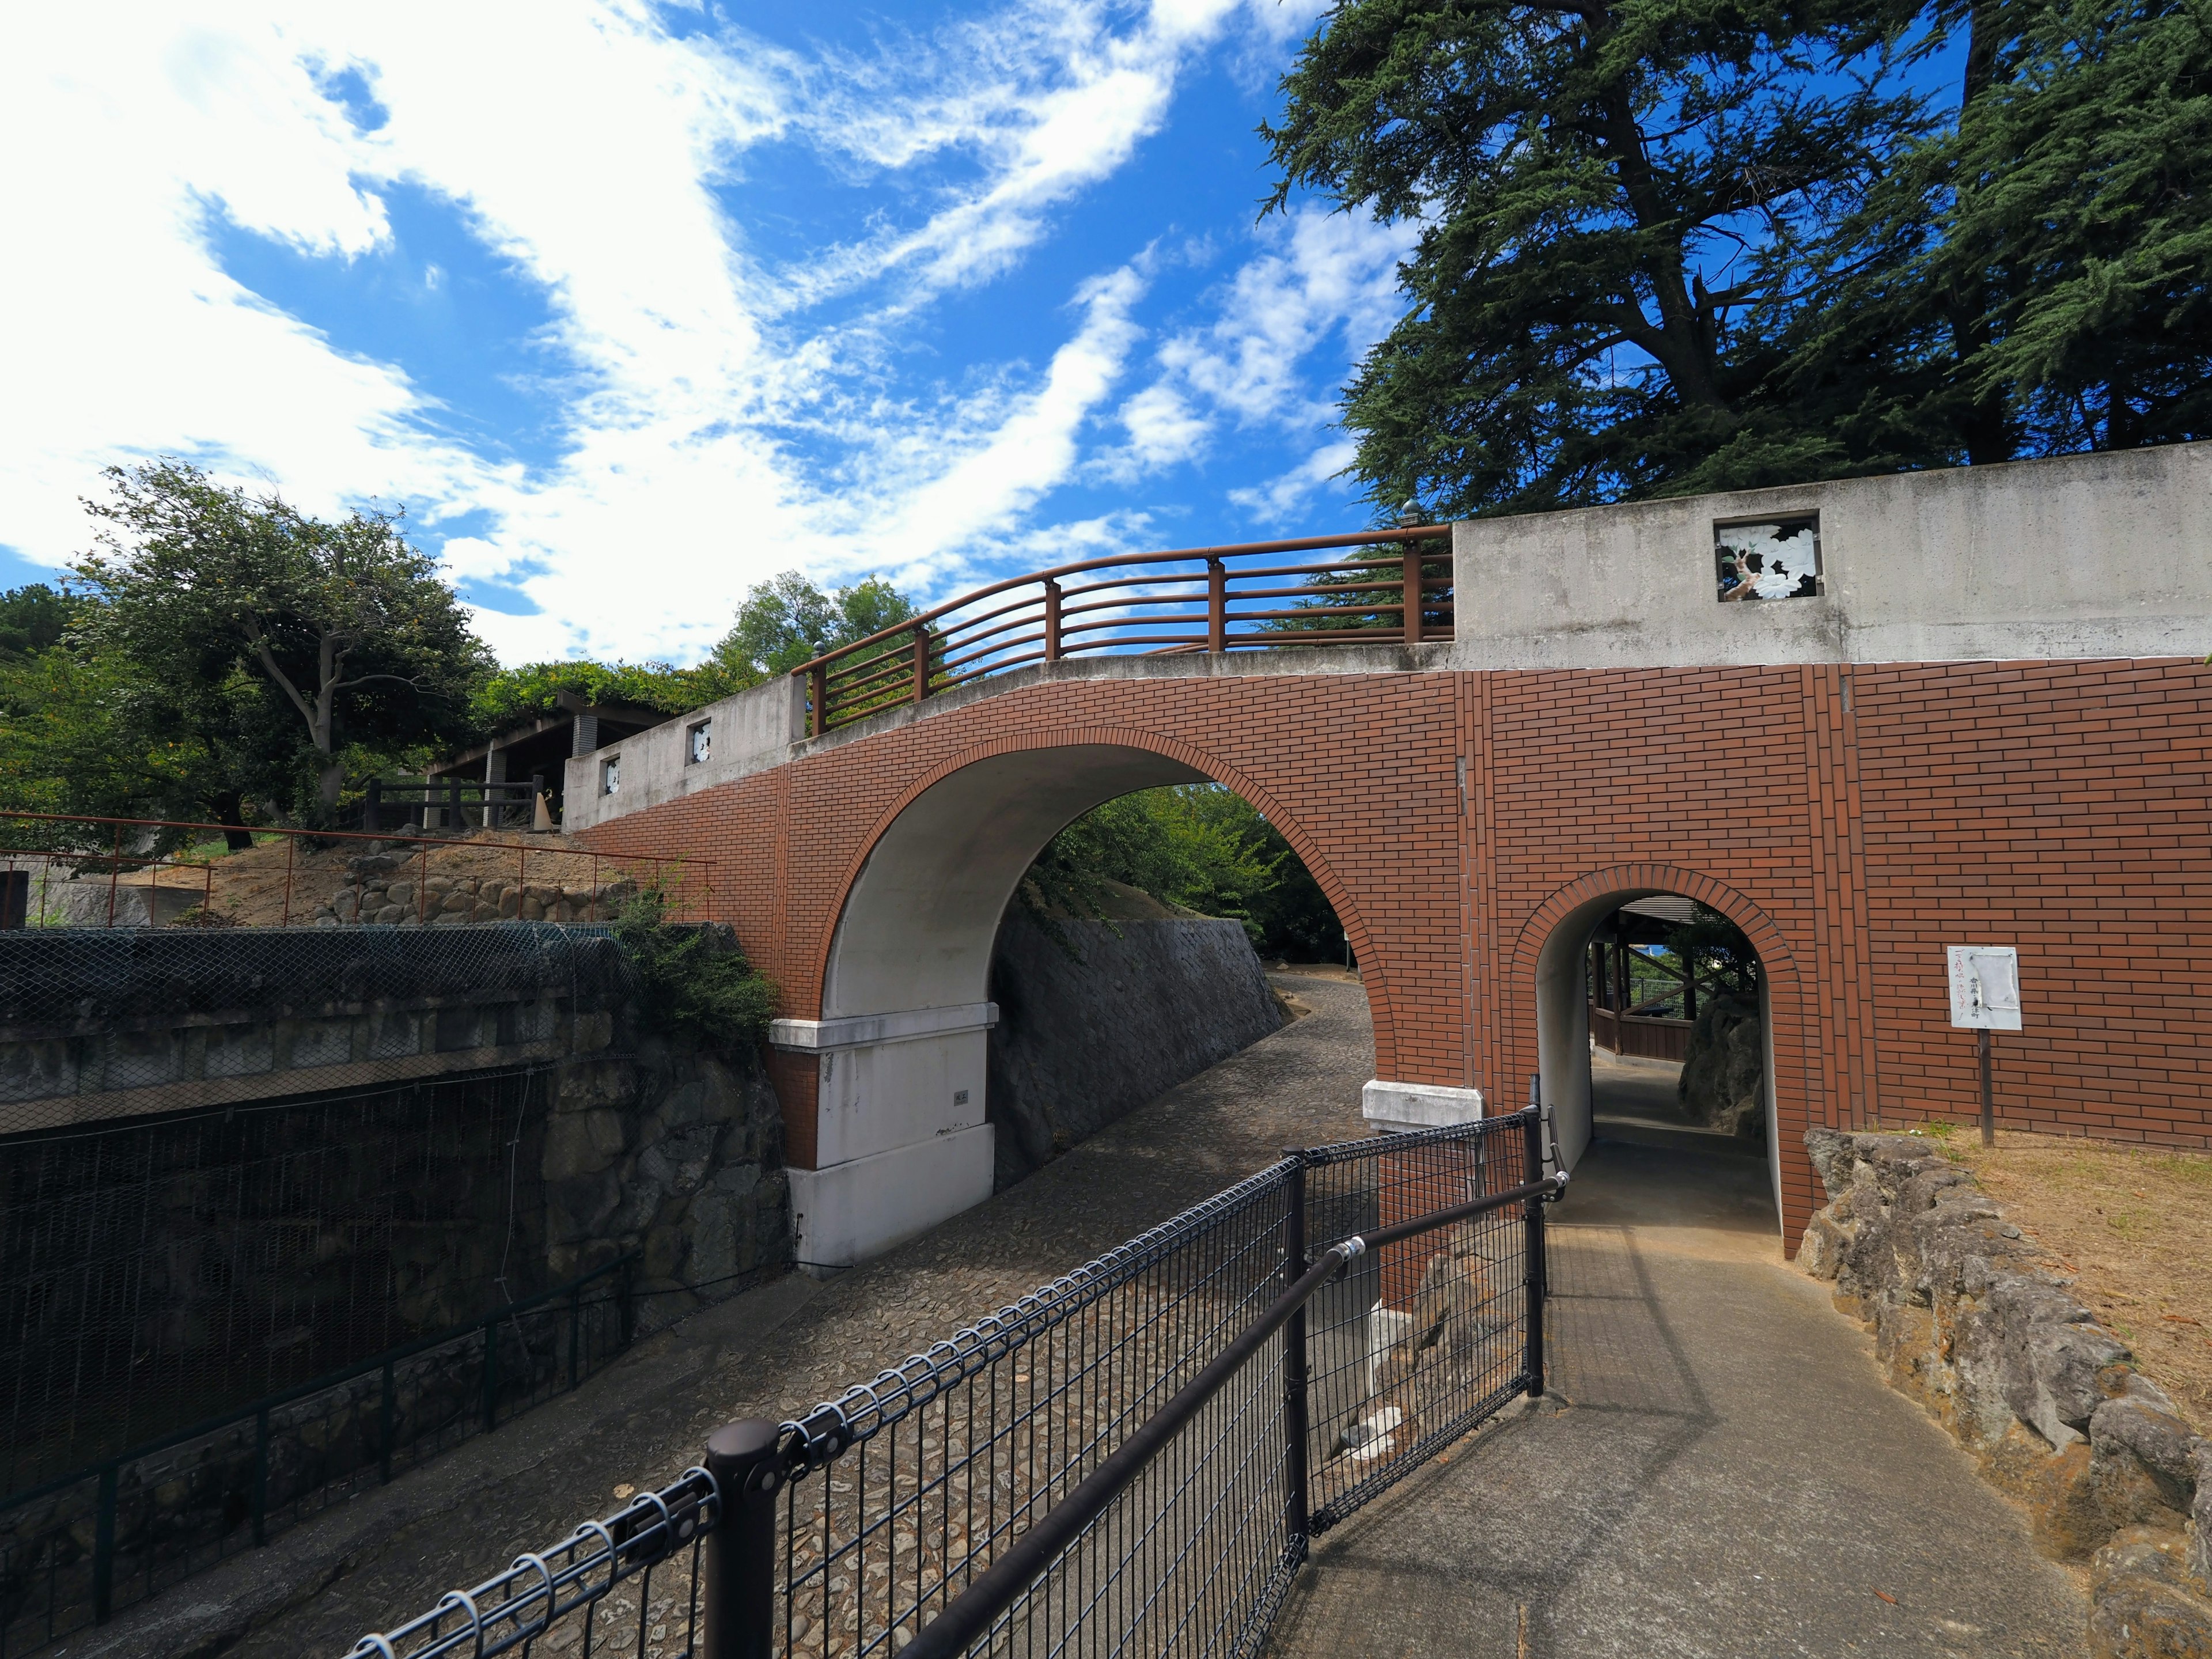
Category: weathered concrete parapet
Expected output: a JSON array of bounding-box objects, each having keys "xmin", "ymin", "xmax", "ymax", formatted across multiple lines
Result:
[
  {"xmin": 1801, "ymin": 1129, "xmax": 2212, "ymax": 1654},
  {"xmin": 0, "ymin": 926, "xmax": 636, "ymax": 1137}
]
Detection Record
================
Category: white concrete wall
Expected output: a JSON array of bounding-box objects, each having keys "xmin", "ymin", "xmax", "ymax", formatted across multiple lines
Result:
[
  {"xmin": 1449, "ymin": 443, "xmax": 2212, "ymax": 669},
  {"xmin": 560, "ymin": 676, "xmax": 807, "ymax": 833}
]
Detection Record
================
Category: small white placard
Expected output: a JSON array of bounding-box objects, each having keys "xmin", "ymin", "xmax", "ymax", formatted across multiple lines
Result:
[{"xmin": 1948, "ymin": 946, "xmax": 2022, "ymax": 1031}]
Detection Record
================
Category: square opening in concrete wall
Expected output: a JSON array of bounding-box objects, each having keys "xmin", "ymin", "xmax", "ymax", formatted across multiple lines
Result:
[
  {"xmin": 601, "ymin": 755, "xmax": 620, "ymax": 796},
  {"xmin": 687, "ymin": 719, "xmax": 712, "ymax": 766},
  {"xmin": 1715, "ymin": 513, "xmax": 1821, "ymax": 602}
]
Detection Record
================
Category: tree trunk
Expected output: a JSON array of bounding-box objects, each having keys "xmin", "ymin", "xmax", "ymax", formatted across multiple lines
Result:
[{"xmin": 209, "ymin": 790, "xmax": 255, "ymax": 853}]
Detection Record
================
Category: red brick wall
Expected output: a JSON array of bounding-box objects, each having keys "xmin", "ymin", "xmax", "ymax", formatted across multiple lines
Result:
[{"xmin": 581, "ymin": 658, "xmax": 2212, "ymax": 1243}]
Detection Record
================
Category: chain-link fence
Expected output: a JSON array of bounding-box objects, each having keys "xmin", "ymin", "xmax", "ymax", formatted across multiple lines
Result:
[{"xmin": 0, "ymin": 922, "xmax": 635, "ymax": 1138}]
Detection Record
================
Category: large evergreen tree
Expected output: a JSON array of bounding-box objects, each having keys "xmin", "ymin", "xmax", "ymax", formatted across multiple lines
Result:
[
  {"xmin": 1265, "ymin": 0, "xmax": 1934, "ymax": 518},
  {"xmin": 1269, "ymin": 0, "xmax": 2212, "ymax": 516}
]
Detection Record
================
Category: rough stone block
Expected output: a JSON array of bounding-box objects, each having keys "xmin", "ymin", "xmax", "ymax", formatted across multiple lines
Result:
[
  {"xmin": 543, "ymin": 1108, "xmax": 628, "ymax": 1180},
  {"xmin": 2089, "ymin": 1531, "xmax": 2212, "ymax": 1657},
  {"xmin": 2091, "ymin": 1384, "xmax": 2200, "ymax": 1518}
]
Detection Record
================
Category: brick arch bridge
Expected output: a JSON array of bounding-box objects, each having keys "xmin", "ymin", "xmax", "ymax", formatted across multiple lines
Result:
[{"xmin": 567, "ymin": 448, "xmax": 2212, "ymax": 1265}]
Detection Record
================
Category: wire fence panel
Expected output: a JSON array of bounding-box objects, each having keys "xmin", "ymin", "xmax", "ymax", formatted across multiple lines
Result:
[
  {"xmin": 0, "ymin": 1066, "xmax": 563, "ymax": 1490},
  {"xmin": 774, "ymin": 1162, "xmax": 1297, "ymax": 1659},
  {"xmin": 344, "ymin": 1111, "xmax": 1546, "ymax": 1659},
  {"xmin": 1301, "ymin": 1119, "xmax": 1536, "ymax": 1532}
]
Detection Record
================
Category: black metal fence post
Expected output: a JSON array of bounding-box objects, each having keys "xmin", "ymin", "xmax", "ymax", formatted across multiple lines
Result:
[
  {"xmin": 364, "ymin": 777, "xmax": 382, "ymax": 834},
  {"xmin": 1281, "ymin": 1156, "xmax": 1311, "ymax": 1552},
  {"xmin": 702, "ymin": 1419, "xmax": 780, "ymax": 1659},
  {"xmin": 1522, "ymin": 1104, "xmax": 1547, "ymax": 1399}
]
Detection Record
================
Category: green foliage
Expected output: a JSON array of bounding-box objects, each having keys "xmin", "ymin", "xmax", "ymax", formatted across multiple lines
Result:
[
  {"xmin": 1662, "ymin": 903, "xmax": 1763, "ymax": 996},
  {"xmin": 1786, "ymin": 0, "xmax": 2212, "ymax": 455},
  {"xmin": 1022, "ymin": 785, "xmax": 1346, "ymax": 959},
  {"xmin": 0, "ymin": 585, "xmax": 81, "ymax": 659},
  {"xmin": 72, "ymin": 461, "xmax": 493, "ymax": 822},
  {"xmin": 1266, "ymin": 0, "xmax": 1931, "ymax": 518},
  {"xmin": 470, "ymin": 659, "xmax": 733, "ymax": 731},
  {"xmin": 1267, "ymin": 0, "xmax": 2211, "ymax": 518},
  {"xmin": 708, "ymin": 571, "xmax": 917, "ymax": 683},
  {"xmin": 608, "ymin": 884, "xmax": 778, "ymax": 1047}
]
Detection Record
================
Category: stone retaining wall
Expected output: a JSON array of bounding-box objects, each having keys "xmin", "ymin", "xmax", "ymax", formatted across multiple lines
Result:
[
  {"xmin": 313, "ymin": 850, "xmax": 634, "ymax": 926},
  {"xmin": 984, "ymin": 908, "xmax": 1285, "ymax": 1188},
  {"xmin": 1800, "ymin": 1129, "xmax": 2212, "ymax": 1655}
]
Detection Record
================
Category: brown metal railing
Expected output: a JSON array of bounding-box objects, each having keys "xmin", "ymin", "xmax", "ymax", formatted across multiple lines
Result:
[
  {"xmin": 791, "ymin": 525, "xmax": 1454, "ymax": 736},
  {"xmin": 0, "ymin": 810, "xmax": 714, "ymax": 930}
]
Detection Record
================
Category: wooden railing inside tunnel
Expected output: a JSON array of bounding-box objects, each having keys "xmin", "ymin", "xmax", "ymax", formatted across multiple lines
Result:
[{"xmin": 791, "ymin": 524, "xmax": 1455, "ymax": 736}]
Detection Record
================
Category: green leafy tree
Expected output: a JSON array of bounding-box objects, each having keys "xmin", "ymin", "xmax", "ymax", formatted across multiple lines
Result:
[
  {"xmin": 73, "ymin": 462, "xmax": 493, "ymax": 823},
  {"xmin": 0, "ymin": 585, "xmax": 81, "ymax": 659},
  {"xmin": 1782, "ymin": 0, "xmax": 2212, "ymax": 457},
  {"xmin": 1020, "ymin": 785, "xmax": 1350, "ymax": 959},
  {"xmin": 708, "ymin": 572, "xmax": 916, "ymax": 683},
  {"xmin": 1265, "ymin": 0, "xmax": 1934, "ymax": 518}
]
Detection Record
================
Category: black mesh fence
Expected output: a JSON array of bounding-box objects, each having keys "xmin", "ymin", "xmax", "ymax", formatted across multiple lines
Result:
[
  {"xmin": 343, "ymin": 1110, "xmax": 1546, "ymax": 1659},
  {"xmin": 0, "ymin": 923, "xmax": 632, "ymax": 1139}
]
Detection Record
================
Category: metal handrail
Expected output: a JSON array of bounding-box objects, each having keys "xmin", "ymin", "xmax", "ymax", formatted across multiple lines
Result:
[
  {"xmin": 790, "ymin": 527, "xmax": 1455, "ymax": 734},
  {"xmin": 892, "ymin": 1163, "xmax": 1568, "ymax": 1659}
]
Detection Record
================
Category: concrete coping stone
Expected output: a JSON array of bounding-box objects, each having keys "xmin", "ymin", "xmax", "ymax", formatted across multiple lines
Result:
[
  {"xmin": 1361, "ymin": 1079, "xmax": 1485, "ymax": 1134},
  {"xmin": 768, "ymin": 1002, "xmax": 1000, "ymax": 1052}
]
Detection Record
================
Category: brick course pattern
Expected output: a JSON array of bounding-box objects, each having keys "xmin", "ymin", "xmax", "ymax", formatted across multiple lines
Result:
[{"xmin": 579, "ymin": 659, "xmax": 2212, "ymax": 1241}]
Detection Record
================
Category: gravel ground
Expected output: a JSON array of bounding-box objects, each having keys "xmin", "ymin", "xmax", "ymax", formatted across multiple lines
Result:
[{"xmin": 106, "ymin": 971, "xmax": 1374, "ymax": 1659}]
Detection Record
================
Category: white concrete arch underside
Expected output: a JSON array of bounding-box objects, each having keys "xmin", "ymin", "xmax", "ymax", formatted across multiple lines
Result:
[{"xmin": 770, "ymin": 744, "xmax": 1209, "ymax": 1268}]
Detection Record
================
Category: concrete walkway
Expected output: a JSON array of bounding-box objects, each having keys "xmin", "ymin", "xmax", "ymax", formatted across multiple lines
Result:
[{"xmin": 1265, "ymin": 1135, "xmax": 2089, "ymax": 1658}]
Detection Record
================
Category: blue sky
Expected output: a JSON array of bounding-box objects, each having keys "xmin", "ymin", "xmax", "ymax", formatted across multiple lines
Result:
[{"xmin": 0, "ymin": 2, "xmax": 1412, "ymax": 665}]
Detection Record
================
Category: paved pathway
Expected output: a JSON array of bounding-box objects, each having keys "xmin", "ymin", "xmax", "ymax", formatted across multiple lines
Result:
[{"xmin": 1265, "ymin": 1136, "xmax": 2089, "ymax": 1658}]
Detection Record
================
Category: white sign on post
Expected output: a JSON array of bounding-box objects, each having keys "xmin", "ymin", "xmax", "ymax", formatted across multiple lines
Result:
[{"xmin": 1948, "ymin": 946, "xmax": 2022, "ymax": 1031}]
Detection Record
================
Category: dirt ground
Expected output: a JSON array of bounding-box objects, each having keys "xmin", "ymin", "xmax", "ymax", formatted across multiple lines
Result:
[
  {"xmin": 1926, "ymin": 1126, "xmax": 2212, "ymax": 1429},
  {"xmin": 24, "ymin": 830, "xmax": 698, "ymax": 926}
]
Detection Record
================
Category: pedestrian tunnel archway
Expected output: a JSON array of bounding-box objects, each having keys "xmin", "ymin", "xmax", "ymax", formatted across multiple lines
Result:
[
  {"xmin": 774, "ymin": 742, "xmax": 1259, "ymax": 1266},
  {"xmin": 1532, "ymin": 885, "xmax": 1782, "ymax": 1232}
]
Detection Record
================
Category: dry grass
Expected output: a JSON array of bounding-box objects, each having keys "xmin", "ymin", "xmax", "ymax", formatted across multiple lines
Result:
[{"xmin": 1924, "ymin": 1125, "xmax": 2212, "ymax": 1429}]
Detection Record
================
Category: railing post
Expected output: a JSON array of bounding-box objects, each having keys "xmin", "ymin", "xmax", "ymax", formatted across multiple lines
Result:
[
  {"xmin": 1207, "ymin": 558, "xmax": 1226, "ymax": 653},
  {"xmin": 702, "ymin": 1419, "xmax": 781, "ymax": 1659},
  {"xmin": 808, "ymin": 665, "xmax": 827, "ymax": 737},
  {"xmin": 365, "ymin": 777, "xmax": 382, "ymax": 835},
  {"xmin": 1043, "ymin": 578, "xmax": 1062, "ymax": 662},
  {"xmin": 1402, "ymin": 543, "xmax": 1424, "ymax": 646},
  {"xmin": 93, "ymin": 1463, "xmax": 116, "ymax": 1623},
  {"xmin": 911, "ymin": 623, "xmax": 929, "ymax": 703},
  {"xmin": 1281, "ymin": 1156, "xmax": 1311, "ymax": 1551},
  {"xmin": 251, "ymin": 1405, "xmax": 271, "ymax": 1545},
  {"xmin": 1522, "ymin": 1098, "xmax": 1547, "ymax": 1399}
]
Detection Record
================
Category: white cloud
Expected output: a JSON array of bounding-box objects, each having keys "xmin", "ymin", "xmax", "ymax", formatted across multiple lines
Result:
[{"xmin": 0, "ymin": 0, "xmax": 1374, "ymax": 665}]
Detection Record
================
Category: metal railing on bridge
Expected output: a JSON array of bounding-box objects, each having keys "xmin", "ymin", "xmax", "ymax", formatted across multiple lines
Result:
[
  {"xmin": 345, "ymin": 1107, "xmax": 1562, "ymax": 1659},
  {"xmin": 791, "ymin": 525, "xmax": 1455, "ymax": 736}
]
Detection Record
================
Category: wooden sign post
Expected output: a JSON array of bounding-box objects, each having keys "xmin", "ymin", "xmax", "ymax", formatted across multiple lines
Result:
[{"xmin": 1948, "ymin": 946, "xmax": 2023, "ymax": 1146}]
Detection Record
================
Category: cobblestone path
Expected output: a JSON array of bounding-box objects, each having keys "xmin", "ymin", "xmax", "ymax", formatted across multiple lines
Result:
[{"xmin": 140, "ymin": 971, "xmax": 1373, "ymax": 1659}]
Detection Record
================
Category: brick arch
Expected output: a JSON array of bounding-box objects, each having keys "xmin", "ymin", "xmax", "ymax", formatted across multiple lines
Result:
[
  {"xmin": 1508, "ymin": 863, "xmax": 1812, "ymax": 1238},
  {"xmin": 814, "ymin": 723, "xmax": 1400, "ymax": 1072},
  {"xmin": 1509, "ymin": 863, "xmax": 1800, "ymax": 987}
]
